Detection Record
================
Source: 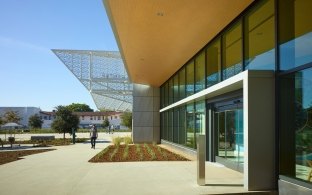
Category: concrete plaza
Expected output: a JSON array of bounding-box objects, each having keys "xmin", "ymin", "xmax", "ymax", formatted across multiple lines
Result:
[{"xmin": 0, "ymin": 133, "xmax": 271, "ymax": 195}]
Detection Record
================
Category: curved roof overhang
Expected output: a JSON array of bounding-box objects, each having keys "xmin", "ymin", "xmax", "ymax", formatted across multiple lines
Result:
[{"xmin": 103, "ymin": 0, "xmax": 254, "ymax": 87}]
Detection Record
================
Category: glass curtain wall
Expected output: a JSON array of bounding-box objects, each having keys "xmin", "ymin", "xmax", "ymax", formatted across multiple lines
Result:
[
  {"xmin": 279, "ymin": 0, "xmax": 312, "ymax": 185},
  {"xmin": 160, "ymin": 0, "xmax": 276, "ymax": 153}
]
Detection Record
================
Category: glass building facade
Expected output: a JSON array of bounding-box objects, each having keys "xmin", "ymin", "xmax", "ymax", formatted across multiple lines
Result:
[{"xmin": 160, "ymin": 0, "xmax": 312, "ymax": 189}]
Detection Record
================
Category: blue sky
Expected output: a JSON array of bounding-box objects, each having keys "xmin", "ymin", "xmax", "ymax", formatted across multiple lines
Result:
[{"xmin": 0, "ymin": 0, "xmax": 118, "ymax": 111}]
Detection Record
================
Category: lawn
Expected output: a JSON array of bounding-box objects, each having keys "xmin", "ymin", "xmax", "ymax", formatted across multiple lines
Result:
[{"xmin": 89, "ymin": 143, "xmax": 190, "ymax": 162}]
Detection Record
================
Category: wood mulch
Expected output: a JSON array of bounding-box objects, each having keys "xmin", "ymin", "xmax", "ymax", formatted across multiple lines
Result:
[
  {"xmin": 0, "ymin": 149, "xmax": 55, "ymax": 165},
  {"xmin": 89, "ymin": 144, "xmax": 190, "ymax": 162}
]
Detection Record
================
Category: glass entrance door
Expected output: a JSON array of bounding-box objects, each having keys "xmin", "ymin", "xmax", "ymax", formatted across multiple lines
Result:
[{"xmin": 214, "ymin": 108, "xmax": 244, "ymax": 169}]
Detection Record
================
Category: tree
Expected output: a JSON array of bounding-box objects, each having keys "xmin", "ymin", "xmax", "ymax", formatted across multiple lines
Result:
[
  {"xmin": 0, "ymin": 116, "xmax": 4, "ymax": 125},
  {"xmin": 51, "ymin": 106, "xmax": 80, "ymax": 141},
  {"xmin": 102, "ymin": 117, "xmax": 110, "ymax": 129},
  {"xmin": 121, "ymin": 112, "xmax": 132, "ymax": 129},
  {"xmin": 3, "ymin": 110, "xmax": 22, "ymax": 123},
  {"xmin": 65, "ymin": 103, "xmax": 94, "ymax": 112},
  {"xmin": 28, "ymin": 114, "xmax": 43, "ymax": 129}
]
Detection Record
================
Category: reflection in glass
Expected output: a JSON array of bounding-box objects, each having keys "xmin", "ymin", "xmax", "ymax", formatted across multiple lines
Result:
[
  {"xmin": 195, "ymin": 101, "xmax": 206, "ymax": 149},
  {"xmin": 280, "ymin": 67, "xmax": 312, "ymax": 183},
  {"xmin": 207, "ymin": 39, "xmax": 221, "ymax": 87},
  {"xmin": 186, "ymin": 61, "xmax": 195, "ymax": 97},
  {"xmin": 279, "ymin": 0, "xmax": 312, "ymax": 70},
  {"xmin": 195, "ymin": 51, "xmax": 205, "ymax": 92},
  {"xmin": 216, "ymin": 109, "xmax": 244, "ymax": 164},
  {"xmin": 186, "ymin": 103, "xmax": 195, "ymax": 148},
  {"xmin": 163, "ymin": 111, "xmax": 168, "ymax": 140},
  {"xmin": 173, "ymin": 108, "xmax": 179, "ymax": 143},
  {"xmin": 173, "ymin": 74, "xmax": 179, "ymax": 102},
  {"xmin": 179, "ymin": 67, "xmax": 186, "ymax": 100},
  {"xmin": 179, "ymin": 106, "xmax": 186, "ymax": 145},
  {"xmin": 164, "ymin": 82, "xmax": 168, "ymax": 107},
  {"xmin": 168, "ymin": 78, "xmax": 173, "ymax": 105},
  {"xmin": 168, "ymin": 110, "xmax": 173, "ymax": 142},
  {"xmin": 244, "ymin": 0, "xmax": 275, "ymax": 70},
  {"xmin": 222, "ymin": 21, "xmax": 243, "ymax": 80}
]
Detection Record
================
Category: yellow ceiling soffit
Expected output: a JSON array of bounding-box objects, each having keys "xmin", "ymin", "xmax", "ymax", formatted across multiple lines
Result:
[{"xmin": 104, "ymin": 0, "xmax": 254, "ymax": 87}]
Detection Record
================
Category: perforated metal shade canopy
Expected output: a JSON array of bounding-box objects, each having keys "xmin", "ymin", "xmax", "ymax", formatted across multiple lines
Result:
[{"xmin": 52, "ymin": 49, "xmax": 133, "ymax": 111}]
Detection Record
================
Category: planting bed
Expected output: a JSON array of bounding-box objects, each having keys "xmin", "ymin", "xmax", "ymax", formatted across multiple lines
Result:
[
  {"xmin": 0, "ymin": 149, "xmax": 55, "ymax": 165},
  {"xmin": 89, "ymin": 144, "xmax": 189, "ymax": 162}
]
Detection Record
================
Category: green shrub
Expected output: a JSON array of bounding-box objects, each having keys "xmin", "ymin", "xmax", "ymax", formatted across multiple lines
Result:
[
  {"xmin": 144, "ymin": 143, "xmax": 156, "ymax": 160},
  {"xmin": 123, "ymin": 144, "xmax": 129, "ymax": 160},
  {"xmin": 135, "ymin": 144, "xmax": 144, "ymax": 161},
  {"xmin": 112, "ymin": 137, "xmax": 123, "ymax": 147},
  {"xmin": 124, "ymin": 136, "xmax": 133, "ymax": 145},
  {"xmin": 110, "ymin": 146, "xmax": 119, "ymax": 161}
]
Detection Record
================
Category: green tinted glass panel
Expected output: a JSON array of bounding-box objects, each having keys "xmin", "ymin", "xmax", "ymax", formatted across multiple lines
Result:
[
  {"xmin": 179, "ymin": 106, "xmax": 186, "ymax": 145},
  {"xmin": 244, "ymin": 0, "xmax": 275, "ymax": 70},
  {"xmin": 173, "ymin": 74, "xmax": 179, "ymax": 103},
  {"xmin": 168, "ymin": 110, "xmax": 173, "ymax": 142},
  {"xmin": 222, "ymin": 21, "xmax": 243, "ymax": 80},
  {"xmin": 173, "ymin": 108, "xmax": 179, "ymax": 143},
  {"xmin": 206, "ymin": 39, "xmax": 221, "ymax": 88},
  {"xmin": 186, "ymin": 61, "xmax": 195, "ymax": 96},
  {"xmin": 195, "ymin": 51, "xmax": 205, "ymax": 92},
  {"xmin": 280, "ymin": 67, "xmax": 312, "ymax": 183},
  {"xmin": 279, "ymin": 0, "xmax": 312, "ymax": 70},
  {"xmin": 168, "ymin": 79, "xmax": 173, "ymax": 105},
  {"xmin": 186, "ymin": 103, "xmax": 195, "ymax": 148},
  {"xmin": 179, "ymin": 67, "xmax": 186, "ymax": 100}
]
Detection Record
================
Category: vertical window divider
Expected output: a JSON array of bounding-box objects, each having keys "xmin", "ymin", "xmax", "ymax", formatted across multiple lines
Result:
[{"xmin": 242, "ymin": 18, "xmax": 246, "ymax": 71}]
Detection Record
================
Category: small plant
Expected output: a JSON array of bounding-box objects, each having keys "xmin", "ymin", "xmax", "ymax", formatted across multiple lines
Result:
[
  {"xmin": 135, "ymin": 144, "xmax": 144, "ymax": 161},
  {"xmin": 110, "ymin": 146, "xmax": 119, "ymax": 161},
  {"xmin": 112, "ymin": 137, "xmax": 123, "ymax": 147},
  {"xmin": 123, "ymin": 144, "xmax": 129, "ymax": 160},
  {"xmin": 124, "ymin": 136, "xmax": 133, "ymax": 145},
  {"xmin": 144, "ymin": 143, "xmax": 156, "ymax": 160}
]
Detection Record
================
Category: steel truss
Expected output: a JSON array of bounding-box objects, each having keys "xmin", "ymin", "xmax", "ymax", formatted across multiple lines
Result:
[{"xmin": 52, "ymin": 49, "xmax": 133, "ymax": 111}]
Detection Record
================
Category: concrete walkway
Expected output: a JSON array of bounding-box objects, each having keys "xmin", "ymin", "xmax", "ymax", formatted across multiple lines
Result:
[{"xmin": 0, "ymin": 137, "xmax": 253, "ymax": 195}]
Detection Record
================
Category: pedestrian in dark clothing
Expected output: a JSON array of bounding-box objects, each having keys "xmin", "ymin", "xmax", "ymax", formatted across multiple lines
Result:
[{"xmin": 90, "ymin": 124, "xmax": 98, "ymax": 149}]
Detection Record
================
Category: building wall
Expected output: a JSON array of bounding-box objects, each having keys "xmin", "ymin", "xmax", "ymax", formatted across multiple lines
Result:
[
  {"xmin": 157, "ymin": 0, "xmax": 312, "ymax": 192},
  {"xmin": 0, "ymin": 107, "xmax": 41, "ymax": 127},
  {"xmin": 132, "ymin": 84, "xmax": 160, "ymax": 143}
]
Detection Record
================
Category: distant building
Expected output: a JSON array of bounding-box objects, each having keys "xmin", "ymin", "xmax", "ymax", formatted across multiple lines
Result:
[
  {"xmin": 39, "ymin": 111, "xmax": 123, "ymax": 129},
  {"xmin": 0, "ymin": 107, "xmax": 41, "ymax": 127},
  {"xmin": 0, "ymin": 107, "xmax": 125, "ymax": 129}
]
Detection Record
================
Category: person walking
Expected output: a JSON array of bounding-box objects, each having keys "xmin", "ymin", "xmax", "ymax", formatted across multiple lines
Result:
[{"xmin": 90, "ymin": 124, "xmax": 98, "ymax": 149}]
